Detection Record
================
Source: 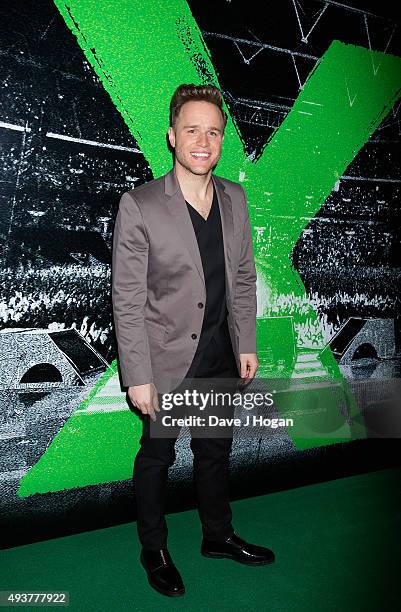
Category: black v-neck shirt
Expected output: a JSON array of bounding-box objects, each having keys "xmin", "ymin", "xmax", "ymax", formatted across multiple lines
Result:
[{"xmin": 185, "ymin": 187, "xmax": 237, "ymax": 376}]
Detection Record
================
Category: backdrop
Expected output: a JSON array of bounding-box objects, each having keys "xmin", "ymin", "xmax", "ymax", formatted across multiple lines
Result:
[{"xmin": 1, "ymin": 0, "xmax": 400, "ymax": 546}]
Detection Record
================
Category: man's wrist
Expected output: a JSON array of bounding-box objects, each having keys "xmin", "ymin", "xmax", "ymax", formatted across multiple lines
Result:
[{"xmin": 124, "ymin": 378, "xmax": 154, "ymax": 388}]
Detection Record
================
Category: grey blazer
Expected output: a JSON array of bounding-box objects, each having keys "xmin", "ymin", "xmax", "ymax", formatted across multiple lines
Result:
[{"xmin": 112, "ymin": 167, "xmax": 257, "ymax": 393}]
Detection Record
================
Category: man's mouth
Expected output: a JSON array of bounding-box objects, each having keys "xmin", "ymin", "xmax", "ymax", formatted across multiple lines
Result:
[{"xmin": 190, "ymin": 152, "xmax": 211, "ymax": 159}]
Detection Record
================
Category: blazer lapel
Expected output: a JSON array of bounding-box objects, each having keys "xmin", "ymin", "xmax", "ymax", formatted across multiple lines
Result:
[
  {"xmin": 164, "ymin": 168, "xmax": 234, "ymax": 295},
  {"xmin": 164, "ymin": 168, "xmax": 205, "ymax": 285},
  {"xmin": 212, "ymin": 173, "xmax": 234, "ymax": 297}
]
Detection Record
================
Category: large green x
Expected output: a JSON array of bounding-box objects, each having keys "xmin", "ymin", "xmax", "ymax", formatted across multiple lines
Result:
[{"xmin": 17, "ymin": 0, "xmax": 401, "ymax": 495}]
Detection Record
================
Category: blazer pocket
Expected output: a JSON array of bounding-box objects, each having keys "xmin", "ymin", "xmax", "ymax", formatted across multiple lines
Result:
[{"xmin": 145, "ymin": 319, "xmax": 166, "ymax": 342}]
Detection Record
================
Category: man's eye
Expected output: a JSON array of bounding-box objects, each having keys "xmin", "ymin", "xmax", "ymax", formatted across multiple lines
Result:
[{"xmin": 210, "ymin": 132, "xmax": 217, "ymax": 136}]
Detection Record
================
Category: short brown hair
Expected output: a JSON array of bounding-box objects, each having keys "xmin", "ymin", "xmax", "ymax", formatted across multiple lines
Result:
[{"xmin": 170, "ymin": 83, "xmax": 228, "ymax": 131}]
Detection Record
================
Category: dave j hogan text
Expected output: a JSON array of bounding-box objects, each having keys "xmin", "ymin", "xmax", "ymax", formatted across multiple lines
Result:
[{"xmin": 161, "ymin": 415, "xmax": 293, "ymax": 429}]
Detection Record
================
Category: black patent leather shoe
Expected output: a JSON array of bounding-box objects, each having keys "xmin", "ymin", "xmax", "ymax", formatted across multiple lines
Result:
[
  {"xmin": 201, "ymin": 531, "xmax": 275, "ymax": 565},
  {"xmin": 140, "ymin": 548, "xmax": 185, "ymax": 597}
]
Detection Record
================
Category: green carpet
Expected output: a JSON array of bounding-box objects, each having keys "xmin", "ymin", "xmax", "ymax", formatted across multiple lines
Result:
[{"xmin": 1, "ymin": 467, "xmax": 400, "ymax": 611}]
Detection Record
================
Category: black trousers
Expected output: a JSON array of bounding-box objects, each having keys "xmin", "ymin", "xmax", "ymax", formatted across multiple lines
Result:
[{"xmin": 133, "ymin": 331, "xmax": 239, "ymax": 550}]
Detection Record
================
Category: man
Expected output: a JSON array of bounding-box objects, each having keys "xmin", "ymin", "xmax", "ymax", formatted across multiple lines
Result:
[{"xmin": 112, "ymin": 84, "xmax": 275, "ymax": 597}]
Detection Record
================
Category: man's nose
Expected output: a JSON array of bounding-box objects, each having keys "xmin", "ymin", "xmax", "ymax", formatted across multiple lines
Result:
[{"xmin": 196, "ymin": 131, "xmax": 208, "ymax": 147}]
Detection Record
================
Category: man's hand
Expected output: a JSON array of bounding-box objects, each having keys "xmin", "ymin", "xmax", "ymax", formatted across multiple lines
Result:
[
  {"xmin": 239, "ymin": 353, "xmax": 259, "ymax": 384},
  {"xmin": 128, "ymin": 383, "xmax": 160, "ymax": 422}
]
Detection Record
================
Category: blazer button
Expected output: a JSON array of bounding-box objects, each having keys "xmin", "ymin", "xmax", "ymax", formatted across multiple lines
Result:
[
  {"xmin": 197, "ymin": 302, "xmax": 204, "ymax": 308},
  {"xmin": 191, "ymin": 333, "xmax": 197, "ymax": 339}
]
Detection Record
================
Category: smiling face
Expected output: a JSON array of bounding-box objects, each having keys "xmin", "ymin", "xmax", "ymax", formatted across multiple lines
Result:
[{"xmin": 168, "ymin": 100, "xmax": 225, "ymax": 177}]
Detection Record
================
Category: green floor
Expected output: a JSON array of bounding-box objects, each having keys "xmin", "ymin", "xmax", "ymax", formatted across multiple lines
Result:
[{"xmin": 1, "ymin": 467, "xmax": 400, "ymax": 611}]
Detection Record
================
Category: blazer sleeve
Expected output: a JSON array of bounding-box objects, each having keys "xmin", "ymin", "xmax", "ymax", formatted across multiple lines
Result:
[
  {"xmin": 232, "ymin": 185, "xmax": 258, "ymax": 355},
  {"xmin": 112, "ymin": 191, "xmax": 154, "ymax": 387}
]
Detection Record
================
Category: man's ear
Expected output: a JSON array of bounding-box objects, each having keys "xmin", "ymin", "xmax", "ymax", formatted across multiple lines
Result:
[{"xmin": 167, "ymin": 126, "xmax": 175, "ymax": 148}]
